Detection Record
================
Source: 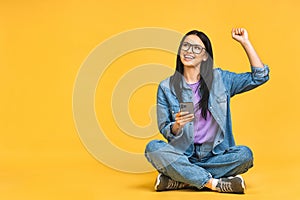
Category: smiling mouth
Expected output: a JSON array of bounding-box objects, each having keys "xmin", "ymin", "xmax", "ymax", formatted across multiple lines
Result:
[{"xmin": 184, "ymin": 54, "xmax": 195, "ymax": 60}]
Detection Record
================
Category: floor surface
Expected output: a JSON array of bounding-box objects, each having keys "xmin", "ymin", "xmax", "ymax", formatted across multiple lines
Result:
[{"xmin": 1, "ymin": 147, "xmax": 299, "ymax": 200}]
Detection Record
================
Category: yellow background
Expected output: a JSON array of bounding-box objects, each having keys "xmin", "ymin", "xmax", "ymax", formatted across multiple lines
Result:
[{"xmin": 1, "ymin": 0, "xmax": 300, "ymax": 199}]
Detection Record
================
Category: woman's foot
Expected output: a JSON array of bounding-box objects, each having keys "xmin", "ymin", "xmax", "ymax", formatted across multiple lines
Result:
[
  {"xmin": 208, "ymin": 175, "xmax": 246, "ymax": 194},
  {"xmin": 154, "ymin": 173, "xmax": 188, "ymax": 191}
]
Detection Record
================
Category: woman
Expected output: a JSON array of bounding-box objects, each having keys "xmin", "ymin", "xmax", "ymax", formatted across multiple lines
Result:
[{"xmin": 145, "ymin": 28, "xmax": 269, "ymax": 194}]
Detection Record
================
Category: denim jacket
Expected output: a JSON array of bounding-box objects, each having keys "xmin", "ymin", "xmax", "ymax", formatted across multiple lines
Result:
[{"xmin": 156, "ymin": 65, "xmax": 270, "ymax": 156}]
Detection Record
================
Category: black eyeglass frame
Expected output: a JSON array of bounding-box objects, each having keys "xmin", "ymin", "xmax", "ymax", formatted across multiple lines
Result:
[{"xmin": 181, "ymin": 42, "xmax": 206, "ymax": 54}]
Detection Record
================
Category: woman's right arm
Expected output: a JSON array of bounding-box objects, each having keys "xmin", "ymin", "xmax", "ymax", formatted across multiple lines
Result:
[
  {"xmin": 156, "ymin": 84, "xmax": 194, "ymax": 140},
  {"xmin": 156, "ymin": 84, "xmax": 175, "ymax": 141}
]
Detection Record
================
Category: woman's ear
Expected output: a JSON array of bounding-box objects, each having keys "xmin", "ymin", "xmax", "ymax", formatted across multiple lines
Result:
[{"xmin": 202, "ymin": 52, "xmax": 208, "ymax": 61}]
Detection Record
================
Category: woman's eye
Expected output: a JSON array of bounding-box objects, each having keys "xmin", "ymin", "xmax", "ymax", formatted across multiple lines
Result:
[{"xmin": 195, "ymin": 46, "xmax": 201, "ymax": 50}]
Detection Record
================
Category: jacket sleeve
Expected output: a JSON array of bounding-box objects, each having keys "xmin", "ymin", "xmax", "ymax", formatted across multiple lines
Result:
[
  {"xmin": 219, "ymin": 64, "xmax": 270, "ymax": 97},
  {"xmin": 156, "ymin": 83, "xmax": 182, "ymax": 141}
]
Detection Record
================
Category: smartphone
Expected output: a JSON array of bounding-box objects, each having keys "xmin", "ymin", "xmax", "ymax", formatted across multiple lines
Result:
[{"xmin": 180, "ymin": 102, "xmax": 194, "ymax": 114}]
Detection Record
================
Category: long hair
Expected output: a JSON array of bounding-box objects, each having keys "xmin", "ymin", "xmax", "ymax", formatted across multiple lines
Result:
[{"xmin": 170, "ymin": 30, "xmax": 214, "ymax": 119}]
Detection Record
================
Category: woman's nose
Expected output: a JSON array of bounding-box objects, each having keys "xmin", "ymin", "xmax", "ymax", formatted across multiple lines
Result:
[{"xmin": 187, "ymin": 47, "xmax": 193, "ymax": 53}]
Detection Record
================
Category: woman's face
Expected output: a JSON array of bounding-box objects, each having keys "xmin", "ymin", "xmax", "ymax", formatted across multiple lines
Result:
[{"xmin": 180, "ymin": 34, "xmax": 207, "ymax": 68}]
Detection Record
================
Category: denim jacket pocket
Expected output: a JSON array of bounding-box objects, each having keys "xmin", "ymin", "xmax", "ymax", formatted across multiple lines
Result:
[
  {"xmin": 216, "ymin": 94, "xmax": 227, "ymax": 114},
  {"xmin": 216, "ymin": 96, "xmax": 227, "ymax": 103}
]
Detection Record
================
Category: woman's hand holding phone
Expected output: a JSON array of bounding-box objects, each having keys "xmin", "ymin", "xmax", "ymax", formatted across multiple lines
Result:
[{"xmin": 171, "ymin": 111, "xmax": 194, "ymax": 136}]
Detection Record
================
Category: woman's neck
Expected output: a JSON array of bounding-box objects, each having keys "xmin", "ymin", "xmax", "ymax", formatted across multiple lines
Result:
[{"xmin": 183, "ymin": 65, "xmax": 200, "ymax": 84}]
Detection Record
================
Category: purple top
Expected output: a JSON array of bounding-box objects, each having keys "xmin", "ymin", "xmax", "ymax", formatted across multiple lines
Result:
[{"xmin": 188, "ymin": 81, "xmax": 219, "ymax": 144}]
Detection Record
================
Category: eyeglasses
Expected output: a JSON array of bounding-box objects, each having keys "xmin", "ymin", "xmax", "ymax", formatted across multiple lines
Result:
[{"xmin": 181, "ymin": 42, "xmax": 205, "ymax": 54}]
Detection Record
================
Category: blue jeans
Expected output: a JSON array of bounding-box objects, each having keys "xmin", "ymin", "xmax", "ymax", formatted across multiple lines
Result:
[{"xmin": 145, "ymin": 140, "xmax": 253, "ymax": 189}]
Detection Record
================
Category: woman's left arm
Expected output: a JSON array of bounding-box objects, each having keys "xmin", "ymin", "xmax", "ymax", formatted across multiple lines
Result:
[
  {"xmin": 220, "ymin": 28, "xmax": 269, "ymax": 97},
  {"xmin": 232, "ymin": 28, "xmax": 264, "ymax": 68}
]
